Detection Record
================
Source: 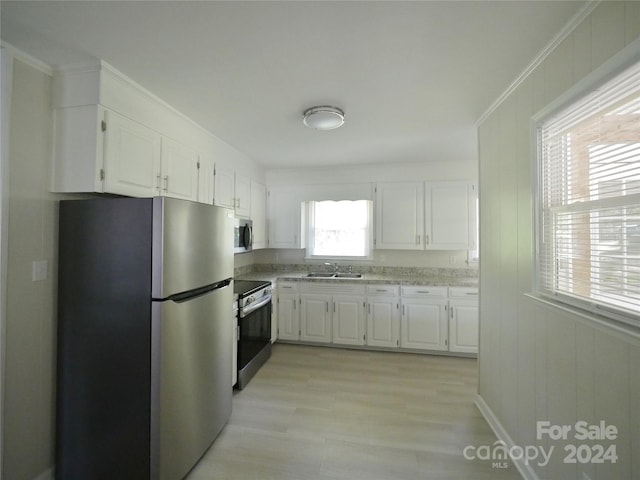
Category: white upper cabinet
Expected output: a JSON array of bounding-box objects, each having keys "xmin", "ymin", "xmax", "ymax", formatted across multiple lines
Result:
[
  {"xmin": 213, "ymin": 165, "xmax": 235, "ymax": 209},
  {"xmin": 160, "ymin": 136, "xmax": 199, "ymax": 201},
  {"xmin": 51, "ymin": 61, "xmax": 257, "ymax": 205},
  {"xmin": 234, "ymin": 174, "xmax": 251, "ymax": 218},
  {"xmin": 213, "ymin": 168, "xmax": 256, "ymax": 219},
  {"xmin": 102, "ymin": 109, "xmax": 161, "ymax": 197},
  {"xmin": 375, "ymin": 182, "xmax": 424, "ymax": 250},
  {"xmin": 250, "ymin": 181, "xmax": 267, "ymax": 250},
  {"xmin": 268, "ymin": 188, "xmax": 304, "ymax": 249},
  {"xmin": 198, "ymin": 155, "xmax": 214, "ymax": 205},
  {"xmin": 375, "ymin": 181, "xmax": 475, "ymax": 251},
  {"xmin": 425, "ymin": 182, "xmax": 475, "ymax": 250},
  {"xmin": 102, "ymin": 110, "xmax": 198, "ymax": 201}
]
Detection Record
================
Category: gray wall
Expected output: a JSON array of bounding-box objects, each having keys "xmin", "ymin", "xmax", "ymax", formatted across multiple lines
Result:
[
  {"xmin": 477, "ymin": 2, "xmax": 640, "ymax": 479},
  {"xmin": 3, "ymin": 58, "xmax": 58, "ymax": 479}
]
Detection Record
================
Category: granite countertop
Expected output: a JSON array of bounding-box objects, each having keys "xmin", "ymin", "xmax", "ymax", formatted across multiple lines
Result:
[{"xmin": 235, "ymin": 269, "xmax": 478, "ymax": 288}]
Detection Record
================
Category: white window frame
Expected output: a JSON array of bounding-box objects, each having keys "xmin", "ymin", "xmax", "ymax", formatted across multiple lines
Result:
[
  {"xmin": 305, "ymin": 200, "xmax": 373, "ymax": 261},
  {"xmin": 532, "ymin": 41, "xmax": 640, "ymax": 329}
]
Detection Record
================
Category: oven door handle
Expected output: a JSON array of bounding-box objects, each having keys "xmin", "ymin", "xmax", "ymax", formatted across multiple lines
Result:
[{"xmin": 239, "ymin": 294, "xmax": 272, "ymax": 318}]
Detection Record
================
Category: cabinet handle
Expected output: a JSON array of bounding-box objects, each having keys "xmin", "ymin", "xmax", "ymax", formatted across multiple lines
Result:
[
  {"xmin": 416, "ymin": 234, "xmax": 420, "ymax": 245},
  {"xmin": 333, "ymin": 303, "xmax": 336, "ymax": 313},
  {"xmin": 426, "ymin": 235, "xmax": 430, "ymax": 245},
  {"xmin": 163, "ymin": 175, "xmax": 169, "ymax": 192},
  {"xmin": 465, "ymin": 292, "xmax": 478, "ymax": 296},
  {"xmin": 156, "ymin": 174, "xmax": 161, "ymax": 189},
  {"xmin": 368, "ymin": 304, "xmax": 371, "ymax": 314},
  {"xmin": 417, "ymin": 290, "xmax": 430, "ymax": 294},
  {"xmin": 326, "ymin": 302, "xmax": 329, "ymax": 313},
  {"xmin": 402, "ymin": 304, "xmax": 405, "ymax": 315},
  {"xmin": 451, "ymin": 307, "xmax": 454, "ymax": 319}
]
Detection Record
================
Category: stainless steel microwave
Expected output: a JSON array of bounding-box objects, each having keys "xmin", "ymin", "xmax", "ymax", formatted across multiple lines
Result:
[{"xmin": 234, "ymin": 218, "xmax": 253, "ymax": 254}]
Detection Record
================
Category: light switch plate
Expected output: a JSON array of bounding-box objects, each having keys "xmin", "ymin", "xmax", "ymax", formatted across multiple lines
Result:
[{"xmin": 32, "ymin": 260, "xmax": 48, "ymax": 282}]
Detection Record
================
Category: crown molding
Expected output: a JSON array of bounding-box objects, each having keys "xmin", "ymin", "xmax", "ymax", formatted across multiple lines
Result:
[
  {"xmin": 475, "ymin": 0, "xmax": 600, "ymax": 127},
  {"xmin": 0, "ymin": 41, "xmax": 53, "ymax": 76}
]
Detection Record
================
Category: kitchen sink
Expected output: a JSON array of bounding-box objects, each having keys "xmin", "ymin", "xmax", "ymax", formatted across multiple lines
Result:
[{"xmin": 305, "ymin": 272, "xmax": 363, "ymax": 279}]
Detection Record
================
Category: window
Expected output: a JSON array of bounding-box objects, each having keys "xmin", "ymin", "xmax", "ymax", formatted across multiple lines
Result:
[
  {"xmin": 536, "ymin": 59, "xmax": 640, "ymax": 325},
  {"xmin": 306, "ymin": 200, "xmax": 372, "ymax": 259}
]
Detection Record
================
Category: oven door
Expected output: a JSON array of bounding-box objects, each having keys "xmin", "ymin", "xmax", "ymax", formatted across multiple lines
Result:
[{"xmin": 237, "ymin": 296, "xmax": 271, "ymax": 373}]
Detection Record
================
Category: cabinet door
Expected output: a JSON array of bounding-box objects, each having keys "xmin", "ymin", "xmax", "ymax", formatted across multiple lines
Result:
[
  {"xmin": 449, "ymin": 302, "xmax": 478, "ymax": 353},
  {"xmin": 214, "ymin": 165, "xmax": 235, "ymax": 209},
  {"xmin": 198, "ymin": 155, "xmax": 215, "ymax": 205},
  {"xmin": 400, "ymin": 300, "xmax": 448, "ymax": 351},
  {"xmin": 333, "ymin": 295, "xmax": 366, "ymax": 346},
  {"xmin": 268, "ymin": 189, "xmax": 303, "ymax": 249},
  {"xmin": 160, "ymin": 137, "xmax": 199, "ymax": 201},
  {"xmin": 103, "ymin": 110, "xmax": 161, "ymax": 197},
  {"xmin": 277, "ymin": 293, "xmax": 300, "ymax": 341},
  {"xmin": 250, "ymin": 181, "xmax": 267, "ymax": 249},
  {"xmin": 366, "ymin": 297, "xmax": 399, "ymax": 348},
  {"xmin": 425, "ymin": 182, "xmax": 474, "ymax": 250},
  {"xmin": 234, "ymin": 174, "xmax": 251, "ymax": 218},
  {"xmin": 375, "ymin": 182, "xmax": 424, "ymax": 250},
  {"xmin": 300, "ymin": 294, "xmax": 331, "ymax": 343}
]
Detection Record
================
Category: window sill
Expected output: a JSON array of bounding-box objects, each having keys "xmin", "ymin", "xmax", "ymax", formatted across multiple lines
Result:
[{"xmin": 524, "ymin": 293, "xmax": 640, "ymax": 345}]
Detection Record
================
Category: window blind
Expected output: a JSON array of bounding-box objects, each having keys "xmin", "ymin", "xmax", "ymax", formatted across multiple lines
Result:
[{"xmin": 537, "ymin": 59, "xmax": 640, "ymax": 323}]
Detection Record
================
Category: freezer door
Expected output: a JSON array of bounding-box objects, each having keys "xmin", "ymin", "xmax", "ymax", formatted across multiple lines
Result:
[
  {"xmin": 151, "ymin": 284, "xmax": 233, "ymax": 480},
  {"xmin": 153, "ymin": 197, "xmax": 234, "ymax": 298}
]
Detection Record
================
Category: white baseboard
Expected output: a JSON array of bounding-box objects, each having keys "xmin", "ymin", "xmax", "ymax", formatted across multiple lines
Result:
[
  {"xmin": 474, "ymin": 394, "xmax": 540, "ymax": 480},
  {"xmin": 32, "ymin": 467, "xmax": 53, "ymax": 480}
]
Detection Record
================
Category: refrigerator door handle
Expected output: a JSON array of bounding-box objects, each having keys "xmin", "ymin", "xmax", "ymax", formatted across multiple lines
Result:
[{"xmin": 157, "ymin": 278, "xmax": 232, "ymax": 303}]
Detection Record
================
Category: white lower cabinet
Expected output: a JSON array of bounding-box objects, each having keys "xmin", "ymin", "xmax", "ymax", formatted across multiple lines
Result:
[
  {"xmin": 400, "ymin": 287, "xmax": 449, "ymax": 351},
  {"xmin": 333, "ymin": 294, "xmax": 367, "ymax": 346},
  {"xmin": 277, "ymin": 282, "xmax": 300, "ymax": 341},
  {"xmin": 296, "ymin": 283, "xmax": 367, "ymax": 345},
  {"xmin": 276, "ymin": 280, "xmax": 477, "ymax": 356},
  {"xmin": 366, "ymin": 285, "xmax": 400, "ymax": 348},
  {"xmin": 300, "ymin": 294, "xmax": 332, "ymax": 343},
  {"xmin": 448, "ymin": 287, "xmax": 479, "ymax": 353}
]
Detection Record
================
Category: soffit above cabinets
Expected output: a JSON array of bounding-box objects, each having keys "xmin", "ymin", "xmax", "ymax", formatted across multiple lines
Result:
[{"xmin": 1, "ymin": 1, "xmax": 587, "ymax": 168}]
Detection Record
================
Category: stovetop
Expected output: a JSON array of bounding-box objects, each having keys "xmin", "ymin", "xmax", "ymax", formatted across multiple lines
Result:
[{"xmin": 234, "ymin": 279, "xmax": 271, "ymax": 298}]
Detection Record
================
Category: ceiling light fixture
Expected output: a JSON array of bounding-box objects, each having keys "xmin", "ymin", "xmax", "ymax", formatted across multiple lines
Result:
[{"xmin": 302, "ymin": 106, "xmax": 345, "ymax": 130}]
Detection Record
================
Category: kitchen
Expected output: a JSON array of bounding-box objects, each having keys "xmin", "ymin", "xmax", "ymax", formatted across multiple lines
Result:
[{"xmin": 1, "ymin": 2, "xmax": 640, "ymax": 480}]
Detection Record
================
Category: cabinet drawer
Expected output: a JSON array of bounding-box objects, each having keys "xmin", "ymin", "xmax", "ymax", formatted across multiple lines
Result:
[
  {"xmin": 401, "ymin": 286, "xmax": 447, "ymax": 298},
  {"xmin": 449, "ymin": 287, "xmax": 478, "ymax": 298},
  {"xmin": 278, "ymin": 281, "xmax": 299, "ymax": 293},
  {"xmin": 300, "ymin": 282, "xmax": 365, "ymax": 295},
  {"xmin": 366, "ymin": 285, "xmax": 400, "ymax": 296}
]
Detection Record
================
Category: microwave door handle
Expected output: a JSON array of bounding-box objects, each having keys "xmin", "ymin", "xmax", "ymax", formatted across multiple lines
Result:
[{"xmin": 244, "ymin": 225, "xmax": 253, "ymax": 248}]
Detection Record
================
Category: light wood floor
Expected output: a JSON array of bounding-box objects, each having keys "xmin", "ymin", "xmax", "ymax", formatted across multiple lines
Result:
[{"xmin": 187, "ymin": 344, "xmax": 522, "ymax": 480}]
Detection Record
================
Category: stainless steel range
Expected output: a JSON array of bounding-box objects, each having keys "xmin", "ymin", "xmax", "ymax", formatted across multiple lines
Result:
[{"xmin": 233, "ymin": 280, "xmax": 272, "ymax": 389}]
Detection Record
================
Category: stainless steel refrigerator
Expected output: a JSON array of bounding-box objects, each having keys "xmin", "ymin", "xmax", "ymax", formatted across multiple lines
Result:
[{"xmin": 56, "ymin": 197, "xmax": 234, "ymax": 480}]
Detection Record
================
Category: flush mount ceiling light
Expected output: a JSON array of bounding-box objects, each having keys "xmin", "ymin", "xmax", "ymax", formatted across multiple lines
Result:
[{"xmin": 302, "ymin": 106, "xmax": 345, "ymax": 130}]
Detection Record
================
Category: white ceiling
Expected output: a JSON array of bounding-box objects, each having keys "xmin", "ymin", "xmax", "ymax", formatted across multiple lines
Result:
[{"xmin": 1, "ymin": 1, "xmax": 585, "ymax": 169}]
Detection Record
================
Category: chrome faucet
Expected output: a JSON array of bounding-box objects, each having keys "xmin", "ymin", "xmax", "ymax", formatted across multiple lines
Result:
[{"xmin": 325, "ymin": 262, "xmax": 339, "ymax": 273}]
